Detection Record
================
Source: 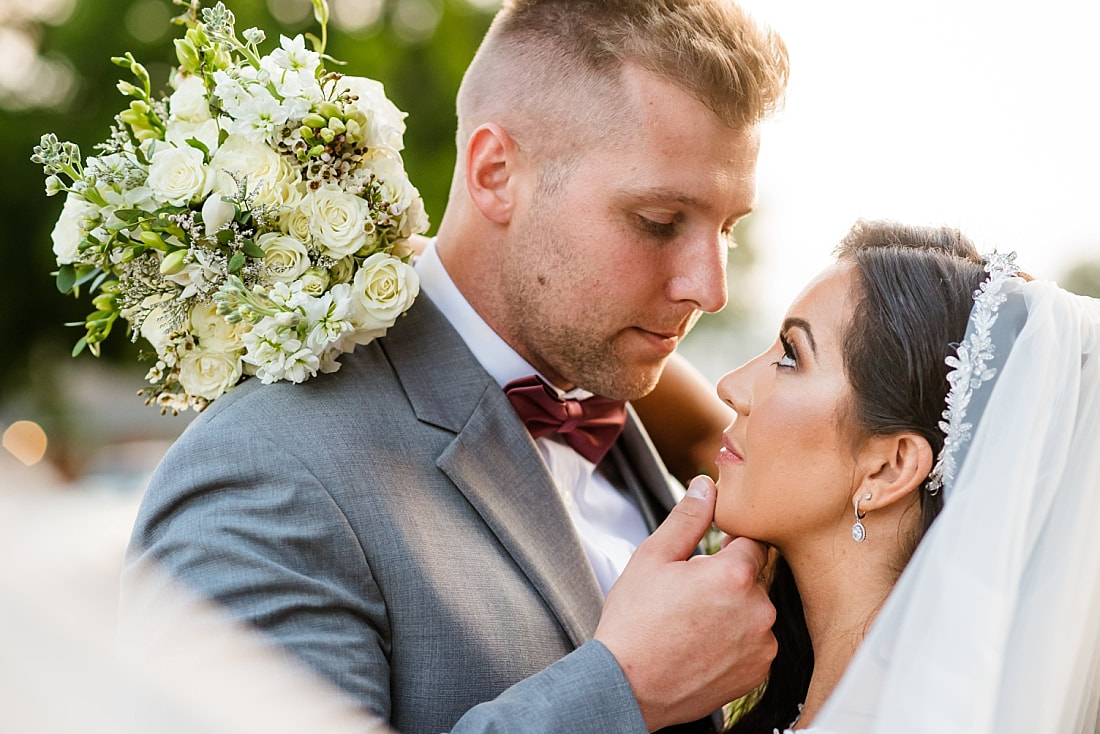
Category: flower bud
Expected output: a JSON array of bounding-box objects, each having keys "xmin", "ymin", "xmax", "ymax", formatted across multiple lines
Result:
[
  {"xmin": 327, "ymin": 117, "xmax": 346, "ymax": 135},
  {"xmin": 317, "ymin": 101, "xmax": 341, "ymax": 120},
  {"xmin": 116, "ymin": 80, "xmax": 141, "ymax": 98},
  {"xmin": 201, "ymin": 194, "xmax": 236, "ymax": 232},
  {"xmin": 319, "ymin": 127, "xmax": 336, "ymax": 144},
  {"xmin": 92, "ymin": 293, "xmax": 116, "ymax": 312},
  {"xmin": 44, "ymin": 175, "xmax": 63, "ymax": 196},
  {"xmin": 344, "ymin": 119, "xmax": 362, "ymax": 142},
  {"xmin": 159, "ymin": 249, "xmax": 188, "ymax": 276},
  {"xmin": 140, "ymin": 231, "xmax": 169, "ymax": 250},
  {"xmin": 299, "ymin": 267, "xmax": 330, "ymax": 296},
  {"xmin": 302, "ymin": 113, "xmax": 327, "ymax": 129},
  {"xmin": 174, "ymin": 38, "xmax": 200, "ymax": 72}
]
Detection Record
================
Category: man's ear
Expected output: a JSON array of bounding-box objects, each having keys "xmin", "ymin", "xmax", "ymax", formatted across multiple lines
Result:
[
  {"xmin": 464, "ymin": 123, "xmax": 519, "ymax": 225},
  {"xmin": 856, "ymin": 433, "xmax": 934, "ymax": 512}
]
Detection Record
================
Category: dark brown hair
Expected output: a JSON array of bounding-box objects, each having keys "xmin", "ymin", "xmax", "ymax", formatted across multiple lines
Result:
[{"xmin": 727, "ymin": 220, "xmax": 987, "ymax": 733}]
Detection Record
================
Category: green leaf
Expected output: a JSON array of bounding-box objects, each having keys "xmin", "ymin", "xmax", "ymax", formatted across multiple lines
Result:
[
  {"xmin": 241, "ymin": 239, "xmax": 264, "ymax": 258},
  {"xmin": 56, "ymin": 264, "xmax": 76, "ymax": 293},
  {"xmin": 72, "ymin": 266, "xmax": 101, "ymax": 289},
  {"xmin": 113, "ymin": 208, "xmax": 145, "ymax": 224},
  {"xmin": 186, "ymin": 136, "xmax": 210, "ymax": 158},
  {"xmin": 216, "ymin": 228, "xmax": 234, "ymax": 245},
  {"xmin": 71, "ymin": 336, "xmax": 89, "ymax": 358},
  {"xmin": 227, "ymin": 251, "xmax": 246, "ymax": 273}
]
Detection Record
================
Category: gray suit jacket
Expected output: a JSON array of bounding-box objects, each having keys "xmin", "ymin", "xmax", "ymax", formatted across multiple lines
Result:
[{"xmin": 123, "ymin": 296, "xmax": 713, "ymax": 734}]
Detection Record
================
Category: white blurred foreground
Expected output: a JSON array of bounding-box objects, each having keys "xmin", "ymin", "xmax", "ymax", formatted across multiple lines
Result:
[{"xmin": 0, "ymin": 450, "xmax": 391, "ymax": 733}]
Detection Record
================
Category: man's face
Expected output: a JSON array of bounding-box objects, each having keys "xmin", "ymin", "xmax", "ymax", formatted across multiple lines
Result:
[{"xmin": 497, "ymin": 65, "xmax": 760, "ymax": 401}]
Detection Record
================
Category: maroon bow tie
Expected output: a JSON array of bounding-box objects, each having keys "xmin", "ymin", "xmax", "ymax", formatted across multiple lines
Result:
[{"xmin": 503, "ymin": 375, "xmax": 627, "ymax": 465}]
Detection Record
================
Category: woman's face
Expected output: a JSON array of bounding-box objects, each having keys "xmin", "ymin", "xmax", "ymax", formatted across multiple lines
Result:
[{"xmin": 714, "ymin": 262, "xmax": 864, "ymax": 548}]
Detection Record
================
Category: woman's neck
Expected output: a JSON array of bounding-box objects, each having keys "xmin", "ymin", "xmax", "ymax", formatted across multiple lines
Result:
[{"xmin": 784, "ymin": 545, "xmax": 896, "ymax": 726}]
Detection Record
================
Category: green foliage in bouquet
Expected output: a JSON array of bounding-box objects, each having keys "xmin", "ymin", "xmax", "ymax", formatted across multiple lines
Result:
[{"xmin": 32, "ymin": 0, "xmax": 428, "ymax": 414}]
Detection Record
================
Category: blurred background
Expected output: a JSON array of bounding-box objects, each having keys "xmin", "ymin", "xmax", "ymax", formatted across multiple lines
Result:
[{"xmin": 1, "ymin": 0, "xmax": 1098, "ymax": 501}]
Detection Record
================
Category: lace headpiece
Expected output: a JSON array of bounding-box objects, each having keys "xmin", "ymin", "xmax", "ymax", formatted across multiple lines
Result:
[{"xmin": 926, "ymin": 251, "xmax": 1021, "ymax": 495}]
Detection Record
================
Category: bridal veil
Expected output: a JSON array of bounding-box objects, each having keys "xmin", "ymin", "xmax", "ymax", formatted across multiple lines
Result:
[{"xmin": 806, "ymin": 275, "xmax": 1100, "ymax": 733}]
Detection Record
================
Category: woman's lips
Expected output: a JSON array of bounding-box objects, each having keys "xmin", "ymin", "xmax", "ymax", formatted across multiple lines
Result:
[{"xmin": 716, "ymin": 434, "xmax": 745, "ymax": 465}]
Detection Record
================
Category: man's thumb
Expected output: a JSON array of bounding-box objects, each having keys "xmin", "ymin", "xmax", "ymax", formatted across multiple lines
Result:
[{"xmin": 642, "ymin": 475, "xmax": 717, "ymax": 561}]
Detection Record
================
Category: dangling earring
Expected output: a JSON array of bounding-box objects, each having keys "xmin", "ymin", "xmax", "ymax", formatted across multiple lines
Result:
[{"xmin": 852, "ymin": 493, "xmax": 871, "ymax": 543}]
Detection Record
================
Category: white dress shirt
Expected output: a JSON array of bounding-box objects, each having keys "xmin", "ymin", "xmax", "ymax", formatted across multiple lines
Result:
[{"xmin": 416, "ymin": 240, "xmax": 650, "ymax": 595}]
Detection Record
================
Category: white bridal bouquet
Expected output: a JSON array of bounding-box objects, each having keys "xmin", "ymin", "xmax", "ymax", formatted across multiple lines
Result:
[{"xmin": 33, "ymin": 0, "xmax": 427, "ymax": 413}]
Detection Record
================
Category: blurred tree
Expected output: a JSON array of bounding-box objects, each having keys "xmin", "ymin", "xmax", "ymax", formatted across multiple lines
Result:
[
  {"xmin": 1, "ymin": 0, "xmax": 494, "ymax": 409},
  {"xmin": 1062, "ymin": 258, "xmax": 1100, "ymax": 298}
]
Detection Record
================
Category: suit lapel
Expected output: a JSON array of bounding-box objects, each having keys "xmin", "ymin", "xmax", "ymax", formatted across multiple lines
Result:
[{"xmin": 381, "ymin": 298, "xmax": 604, "ymax": 646}]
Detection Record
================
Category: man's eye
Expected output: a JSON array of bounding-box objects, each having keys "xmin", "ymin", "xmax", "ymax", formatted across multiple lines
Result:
[{"xmin": 635, "ymin": 215, "xmax": 677, "ymax": 238}]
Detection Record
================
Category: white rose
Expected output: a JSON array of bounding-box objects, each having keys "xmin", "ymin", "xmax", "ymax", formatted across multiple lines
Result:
[
  {"xmin": 211, "ymin": 134, "xmax": 302, "ymax": 210},
  {"xmin": 339, "ymin": 76, "xmax": 406, "ymax": 153},
  {"xmin": 349, "ymin": 253, "xmax": 420, "ymax": 330},
  {"xmin": 366, "ymin": 154, "xmax": 418, "ymax": 212},
  {"xmin": 165, "ymin": 118, "xmax": 221, "ymax": 155},
  {"xmin": 138, "ymin": 303, "xmax": 174, "ymax": 355},
  {"xmin": 179, "ymin": 348, "xmax": 243, "ymax": 401},
  {"xmin": 189, "ymin": 301, "xmax": 246, "ymax": 351},
  {"xmin": 169, "ymin": 75, "xmax": 212, "ymax": 123},
  {"xmin": 148, "ymin": 145, "xmax": 211, "ymax": 206},
  {"xmin": 51, "ymin": 192, "xmax": 93, "ymax": 264},
  {"xmin": 307, "ymin": 186, "xmax": 373, "ymax": 258},
  {"xmin": 280, "ymin": 203, "xmax": 312, "ymax": 243},
  {"xmin": 258, "ymin": 232, "xmax": 311, "ymax": 283}
]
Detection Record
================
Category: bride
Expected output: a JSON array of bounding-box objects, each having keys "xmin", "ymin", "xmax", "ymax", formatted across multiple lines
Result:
[{"xmin": 635, "ymin": 219, "xmax": 1100, "ymax": 733}]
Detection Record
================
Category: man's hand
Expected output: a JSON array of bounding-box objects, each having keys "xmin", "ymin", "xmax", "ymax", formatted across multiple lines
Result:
[{"xmin": 594, "ymin": 476, "xmax": 777, "ymax": 732}]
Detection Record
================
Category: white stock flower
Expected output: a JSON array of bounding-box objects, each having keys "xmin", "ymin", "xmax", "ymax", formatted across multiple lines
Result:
[
  {"xmin": 211, "ymin": 135, "xmax": 303, "ymax": 210},
  {"xmin": 268, "ymin": 35, "xmax": 320, "ymax": 83},
  {"xmin": 226, "ymin": 88, "xmax": 291, "ymax": 143},
  {"xmin": 307, "ymin": 186, "xmax": 373, "ymax": 258},
  {"xmin": 366, "ymin": 153, "xmax": 429, "ymax": 236},
  {"xmin": 349, "ymin": 253, "xmax": 420, "ymax": 330},
  {"xmin": 51, "ymin": 191, "xmax": 93, "ymax": 264},
  {"xmin": 169, "ymin": 75, "xmax": 212, "ymax": 123},
  {"xmin": 339, "ymin": 76, "xmax": 406, "ymax": 152},
  {"xmin": 258, "ymin": 232, "xmax": 311, "ymax": 283},
  {"xmin": 147, "ymin": 144, "xmax": 211, "ymax": 206},
  {"xmin": 179, "ymin": 347, "xmax": 243, "ymax": 401}
]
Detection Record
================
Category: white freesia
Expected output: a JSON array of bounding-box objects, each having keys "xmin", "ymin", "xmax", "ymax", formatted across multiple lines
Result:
[
  {"xmin": 169, "ymin": 75, "xmax": 212, "ymax": 123},
  {"xmin": 349, "ymin": 253, "xmax": 420, "ymax": 331},
  {"xmin": 307, "ymin": 186, "xmax": 373, "ymax": 258},
  {"xmin": 51, "ymin": 191, "xmax": 93, "ymax": 264},
  {"xmin": 147, "ymin": 144, "xmax": 211, "ymax": 206},
  {"xmin": 258, "ymin": 232, "xmax": 311, "ymax": 283},
  {"xmin": 162, "ymin": 247, "xmax": 224, "ymax": 299},
  {"xmin": 211, "ymin": 135, "xmax": 302, "ymax": 210},
  {"xmin": 339, "ymin": 76, "xmax": 406, "ymax": 152},
  {"xmin": 201, "ymin": 193, "xmax": 236, "ymax": 232},
  {"xmin": 179, "ymin": 347, "xmax": 243, "ymax": 401}
]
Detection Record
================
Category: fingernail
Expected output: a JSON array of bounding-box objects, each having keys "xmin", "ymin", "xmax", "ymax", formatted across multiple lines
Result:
[{"xmin": 686, "ymin": 476, "xmax": 710, "ymax": 500}]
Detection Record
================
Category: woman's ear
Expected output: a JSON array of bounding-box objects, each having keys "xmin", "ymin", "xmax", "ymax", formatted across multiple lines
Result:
[
  {"xmin": 464, "ymin": 123, "xmax": 519, "ymax": 225},
  {"xmin": 856, "ymin": 433, "xmax": 934, "ymax": 512}
]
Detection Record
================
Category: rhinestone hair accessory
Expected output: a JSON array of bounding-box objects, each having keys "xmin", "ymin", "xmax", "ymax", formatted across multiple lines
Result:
[{"xmin": 926, "ymin": 251, "xmax": 1021, "ymax": 495}]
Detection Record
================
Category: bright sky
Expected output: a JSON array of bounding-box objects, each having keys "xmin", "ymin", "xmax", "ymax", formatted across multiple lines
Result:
[{"xmin": 734, "ymin": 0, "xmax": 1100, "ymax": 329}]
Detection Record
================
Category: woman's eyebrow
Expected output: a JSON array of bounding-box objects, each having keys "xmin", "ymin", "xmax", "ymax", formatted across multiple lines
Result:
[{"xmin": 782, "ymin": 317, "xmax": 817, "ymax": 357}]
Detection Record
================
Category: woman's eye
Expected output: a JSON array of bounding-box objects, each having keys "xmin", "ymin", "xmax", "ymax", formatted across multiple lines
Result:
[{"xmin": 773, "ymin": 335, "xmax": 797, "ymax": 369}]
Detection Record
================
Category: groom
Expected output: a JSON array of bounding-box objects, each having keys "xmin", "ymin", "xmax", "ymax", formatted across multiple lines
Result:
[{"xmin": 122, "ymin": 1, "xmax": 788, "ymax": 731}]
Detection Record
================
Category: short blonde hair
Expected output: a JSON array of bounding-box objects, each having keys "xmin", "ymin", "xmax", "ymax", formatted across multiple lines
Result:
[{"xmin": 456, "ymin": 0, "xmax": 789, "ymax": 158}]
